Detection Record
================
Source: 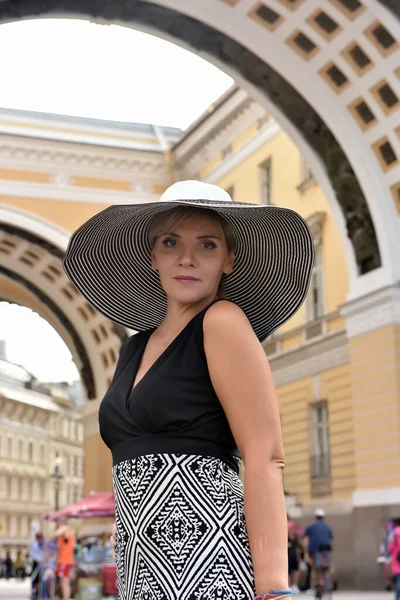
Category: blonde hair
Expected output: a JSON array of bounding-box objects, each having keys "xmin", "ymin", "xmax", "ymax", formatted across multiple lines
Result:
[{"xmin": 149, "ymin": 206, "xmax": 235, "ymax": 297}]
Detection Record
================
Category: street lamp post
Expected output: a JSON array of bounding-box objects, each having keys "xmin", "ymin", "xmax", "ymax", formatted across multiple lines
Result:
[{"xmin": 51, "ymin": 455, "xmax": 64, "ymax": 511}]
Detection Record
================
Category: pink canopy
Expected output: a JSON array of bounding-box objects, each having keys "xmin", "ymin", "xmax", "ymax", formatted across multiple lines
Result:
[{"xmin": 45, "ymin": 492, "xmax": 115, "ymax": 521}]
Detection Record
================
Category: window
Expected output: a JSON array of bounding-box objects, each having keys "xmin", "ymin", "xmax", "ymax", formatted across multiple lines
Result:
[
  {"xmin": 306, "ymin": 245, "xmax": 324, "ymax": 322},
  {"xmin": 28, "ymin": 441, "xmax": 34, "ymax": 462},
  {"xmin": 19, "ymin": 439, "xmax": 24, "ymax": 460},
  {"xmin": 8, "ymin": 437, "xmax": 13, "ymax": 458},
  {"xmin": 310, "ymin": 402, "xmax": 331, "ymax": 478},
  {"xmin": 259, "ymin": 158, "xmax": 272, "ymax": 205},
  {"xmin": 40, "ymin": 444, "xmax": 46, "ymax": 464}
]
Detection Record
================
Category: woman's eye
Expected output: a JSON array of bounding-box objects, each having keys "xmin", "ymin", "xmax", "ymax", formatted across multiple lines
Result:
[
  {"xmin": 201, "ymin": 241, "xmax": 217, "ymax": 249},
  {"xmin": 162, "ymin": 238, "xmax": 177, "ymax": 248}
]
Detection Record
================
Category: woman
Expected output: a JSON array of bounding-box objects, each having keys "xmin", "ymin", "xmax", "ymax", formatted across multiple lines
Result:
[
  {"xmin": 388, "ymin": 517, "xmax": 400, "ymax": 600},
  {"xmin": 64, "ymin": 181, "xmax": 314, "ymax": 600}
]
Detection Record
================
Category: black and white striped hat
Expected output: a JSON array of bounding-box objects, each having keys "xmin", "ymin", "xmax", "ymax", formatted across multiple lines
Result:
[{"xmin": 63, "ymin": 180, "xmax": 314, "ymax": 342}]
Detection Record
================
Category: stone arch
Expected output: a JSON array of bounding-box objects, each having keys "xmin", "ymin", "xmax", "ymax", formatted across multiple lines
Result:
[
  {"xmin": 0, "ymin": 0, "xmax": 399, "ymax": 301},
  {"xmin": 0, "ymin": 205, "xmax": 128, "ymax": 401}
]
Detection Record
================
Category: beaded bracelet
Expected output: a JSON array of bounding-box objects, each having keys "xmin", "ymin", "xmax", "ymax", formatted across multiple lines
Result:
[{"xmin": 255, "ymin": 590, "xmax": 293, "ymax": 600}]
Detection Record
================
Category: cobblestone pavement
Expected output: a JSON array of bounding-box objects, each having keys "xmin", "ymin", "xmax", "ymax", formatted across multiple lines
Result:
[{"xmin": 0, "ymin": 579, "xmax": 394, "ymax": 599}]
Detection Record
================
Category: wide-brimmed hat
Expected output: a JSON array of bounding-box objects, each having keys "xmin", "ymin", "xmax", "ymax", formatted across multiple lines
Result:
[{"xmin": 63, "ymin": 180, "xmax": 314, "ymax": 342}]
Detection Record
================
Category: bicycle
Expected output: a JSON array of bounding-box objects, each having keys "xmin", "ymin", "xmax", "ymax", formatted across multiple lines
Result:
[{"xmin": 312, "ymin": 550, "xmax": 333, "ymax": 600}]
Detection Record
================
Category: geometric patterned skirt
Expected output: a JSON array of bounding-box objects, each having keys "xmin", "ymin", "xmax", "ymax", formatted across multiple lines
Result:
[{"xmin": 112, "ymin": 454, "xmax": 254, "ymax": 599}]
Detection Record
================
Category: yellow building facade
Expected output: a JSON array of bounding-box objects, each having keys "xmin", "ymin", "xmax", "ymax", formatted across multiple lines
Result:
[{"xmin": 0, "ymin": 87, "xmax": 399, "ymax": 588}]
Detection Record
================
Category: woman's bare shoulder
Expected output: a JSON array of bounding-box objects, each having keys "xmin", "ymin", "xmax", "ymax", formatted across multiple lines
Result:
[{"xmin": 203, "ymin": 300, "xmax": 253, "ymax": 335}]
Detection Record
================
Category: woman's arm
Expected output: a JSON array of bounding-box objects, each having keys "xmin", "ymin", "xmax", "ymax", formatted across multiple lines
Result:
[{"xmin": 204, "ymin": 301, "xmax": 288, "ymax": 594}]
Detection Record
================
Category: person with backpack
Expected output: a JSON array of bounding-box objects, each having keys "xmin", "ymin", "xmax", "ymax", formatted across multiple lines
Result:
[{"xmin": 388, "ymin": 517, "xmax": 400, "ymax": 600}]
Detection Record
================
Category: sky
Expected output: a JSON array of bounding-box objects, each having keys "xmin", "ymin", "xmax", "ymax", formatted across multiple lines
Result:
[
  {"xmin": 0, "ymin": 19, "xmax": 233, "ymax": 129},
  {"xmin": 0, "ymin": 302, "xmax": 80, "ymax": 383},
  {"xmin": 0, "ymin": 18, "xmax": 232, "ymax": 382}
]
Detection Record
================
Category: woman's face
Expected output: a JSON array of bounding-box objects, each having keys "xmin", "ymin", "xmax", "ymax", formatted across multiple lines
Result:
[{"xmin": 151, "ymin": 214, "xmax": 235, "ymax": 305}]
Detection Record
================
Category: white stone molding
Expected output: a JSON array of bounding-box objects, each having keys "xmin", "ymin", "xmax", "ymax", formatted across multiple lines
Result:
[
  {"xmin": 341, "ymin": 284, "xmax": 400, "ymax": 338},
  {"xmin": 353, "ymin": 487, "xmax": 400, "ymax": 508},
  {"xmin": 0, "ymin": 179, "xmax": 160, "ymax": 205},
  {"xmin": 0, "ymin": 108, "xmax": 180, "ymax": 151},
  {"xmin": 0, "ymin": 140, "xmax": 167, "ymax": 176},
  {"xmin": 174, "ymin": 91, "xmax": 267, "ymax": 177},
  {"xmin": 306, "ymin": 212, "xmax": 326, "ymax": 247},
  {"xmin": 269, "ymin": 330, "xmax": 349, "ymax": 388},
  {"xmin": 205, "ymin": 121, "xmax": 281, "ymax": 184},
  {"xmin": 174, "ymin": 88, "xmax": 252, "ymax": 161},
  {"xmin": 0, "ymin": 204, "xmax": 70, "ymax": 250}
]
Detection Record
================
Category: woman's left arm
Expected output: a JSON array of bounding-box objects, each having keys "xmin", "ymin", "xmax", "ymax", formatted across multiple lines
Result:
[{"xmin": 204, "ymin": 302, "xmax": 288, "ymax": 595}]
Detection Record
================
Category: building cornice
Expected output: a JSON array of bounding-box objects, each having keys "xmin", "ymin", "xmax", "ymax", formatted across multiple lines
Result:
[
  {"xmin": 0, "ymin": 108, "xmax": 181, "ymax": 151},
  {"xmin": 173, "ymin": 91, "xmax": 267, "ymax": 177},
  {"xmin": 341, "ymin": 283, "xmax": 400, "ymax": 338},
  {"xmin": 0, "ymin": 179, "xmax": 160, "ymax": 205},
  {"xmin": 205, "ymin": 121, "xmax": 280, "ymax": 184},
  {"xmin": 0, "ymin": 139, "xmax": 167, "ymax": 175},
  {"xmin": 269, "ymin": 329, "xmax": 349, "ymax": 388},
  {"xmin": 306, "ymin": 212, "xmax": 326, "ymax": 246}
]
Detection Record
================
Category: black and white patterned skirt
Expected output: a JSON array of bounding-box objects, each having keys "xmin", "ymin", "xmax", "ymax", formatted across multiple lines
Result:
[{"xmin": 113, "ymin": 454, "xmax": 254, "ymax": 600}]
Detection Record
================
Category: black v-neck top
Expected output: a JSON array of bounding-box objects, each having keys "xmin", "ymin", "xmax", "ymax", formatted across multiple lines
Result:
[{"xmin": 98, "ymin": 302, "xmax": 240, "ymax": 472}]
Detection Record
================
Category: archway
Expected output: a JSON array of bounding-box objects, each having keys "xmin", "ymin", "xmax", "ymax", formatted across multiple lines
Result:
[
  {"xmin": 0, "ymin": 0, "xmax": 399, "ymax": 302},
  {"xmin": 0, "ymin": 205, "xmax": 128, "ymax": 403},
  {"xmin": 0, "ymin": 205, "xmax": 130, "ymax": 493}
]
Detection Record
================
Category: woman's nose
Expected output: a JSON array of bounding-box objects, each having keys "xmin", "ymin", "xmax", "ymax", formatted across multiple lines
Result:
[{"xmin": 178, "ymin": 247, "xmax": 196, "ymax": 266}]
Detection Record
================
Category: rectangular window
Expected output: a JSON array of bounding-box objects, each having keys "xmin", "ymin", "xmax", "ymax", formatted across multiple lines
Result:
[
  {"xmin": 28, "ymin": 441, "xmax": 34, "ymax": 462},
  {"xmin": 259, "ymin": 158, "xmax": 272, "ymax": 205},
  {"xmin": 310, "ymin": 401, "xmax": 331, "ymax": 478},
  {"xmin": 306, "ymin": 245, "xmax": 324, "ymax": 321}
]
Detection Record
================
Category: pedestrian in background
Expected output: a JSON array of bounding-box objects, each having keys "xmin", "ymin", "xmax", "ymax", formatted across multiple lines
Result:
[
  {"xmin": 54, "ymin": 519, "xmax": 75, "ymax": 600},
  {"xmin": 388, "ymin": 517, "xmax": 400, "ymax": 600},
  {"xmin": 4, "ymin": 551, "xmax": 13, "ymax": 579},
  {"xmin": 15, "ymin": 550, "xmax": 26, "ymax": 580},
  {"xmin": 287, "ymin": 513, "xmax": 304, "ymax": 594},
  {"xmin": 303, "ymin": 509, "xmax": 333, "ymax": 597}
]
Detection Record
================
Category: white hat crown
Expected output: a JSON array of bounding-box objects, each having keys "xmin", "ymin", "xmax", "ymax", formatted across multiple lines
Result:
[{"xmin": 160, "ymin": 180, "xmax": 233, "ymax": 204}]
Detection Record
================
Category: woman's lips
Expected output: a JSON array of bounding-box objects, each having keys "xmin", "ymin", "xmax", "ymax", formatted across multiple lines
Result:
[{"xmin": 174, "ymin": 276, "xmax": 200, "ymax": 283}]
